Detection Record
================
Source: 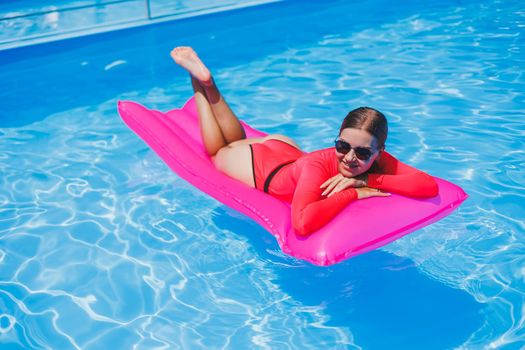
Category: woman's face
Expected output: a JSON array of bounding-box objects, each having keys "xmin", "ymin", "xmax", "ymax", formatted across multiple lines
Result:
[{"xmin": 336, "ymin": 128, "xmax": 381, "ymax": 178}]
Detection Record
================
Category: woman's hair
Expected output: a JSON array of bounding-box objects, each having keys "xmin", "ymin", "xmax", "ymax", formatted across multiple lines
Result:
[
  {"xmin": 339, "ymin": 107, "xmax": 388, "ymax": 173},
  {"xmin": 339, "ymin": 107, "xmax": 388, "ymax": 148}
]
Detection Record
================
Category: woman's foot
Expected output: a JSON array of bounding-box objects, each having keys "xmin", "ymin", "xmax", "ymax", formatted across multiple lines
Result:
[{"xmin": 170, "ymin": 46, "xmax": 212, "ymax": 85}]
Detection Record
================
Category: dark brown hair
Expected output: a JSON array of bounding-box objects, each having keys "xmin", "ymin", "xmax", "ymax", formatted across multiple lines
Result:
[
  {"xmin": 339, "ymin": 107, "xmax": 388, "ymax": 172},
  {"xmin": 339, "ymin": 107, "xmax": 388, "ymax": 148}
]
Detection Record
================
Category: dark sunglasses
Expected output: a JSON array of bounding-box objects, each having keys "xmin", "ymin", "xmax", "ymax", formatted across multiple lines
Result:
[{"xmin": 334, "ymin": 138, "xmax": 374, "ymax": 161}]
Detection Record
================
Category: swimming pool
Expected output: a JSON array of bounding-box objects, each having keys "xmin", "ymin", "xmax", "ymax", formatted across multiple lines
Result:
[
  {"xmin": 1, "ymin": 0, "xmax": 524, "ymax": 348},
  {"xmin": 0, "ymin": 0, "xmax": 280, "ymax": 49}
]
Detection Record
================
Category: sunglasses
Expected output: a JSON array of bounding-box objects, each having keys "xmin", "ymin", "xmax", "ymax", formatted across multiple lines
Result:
[{"xmin": 334, "ymin": 138, "xmax": 374, "ymax": 161}]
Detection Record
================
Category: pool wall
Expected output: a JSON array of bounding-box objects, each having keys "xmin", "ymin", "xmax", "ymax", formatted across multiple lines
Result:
[{"xmin": 0, "ymin": 0, "xmax": 474, "ymax": 128}]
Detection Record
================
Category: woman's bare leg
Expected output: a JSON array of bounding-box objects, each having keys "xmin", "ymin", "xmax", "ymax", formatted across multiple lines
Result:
[
  {"xmin": 170, "ymin": 47, "xmax": 245, "ymax": 153},
  {"xmin": 201, "ymin": 79, "xmax": 246, "ymax": 143},
  {"xmin": 191, "ymin": 77, "xmax": 227, "ymax": 156},
  {"xmin": 170, "ymin": 46, "xmax": 301, "ymax": 188}
]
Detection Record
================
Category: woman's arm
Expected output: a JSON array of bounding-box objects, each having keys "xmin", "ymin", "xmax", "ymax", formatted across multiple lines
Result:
[
  {"xmin": 292, "ymin": 162, "xmax": 357, "ymax": 236},
  {"xmin": 291, "ymin": 162, "xmax": 388, "ymax": 236},
  {"xmin": 367, "ymin": 152, "xmax": 439, "ymax": 198}
]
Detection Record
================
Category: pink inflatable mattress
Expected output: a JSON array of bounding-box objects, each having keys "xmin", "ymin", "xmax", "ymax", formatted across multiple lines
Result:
[{"xmin": 118, "ymin": 97, "xmax": 468, "ymax": 266}]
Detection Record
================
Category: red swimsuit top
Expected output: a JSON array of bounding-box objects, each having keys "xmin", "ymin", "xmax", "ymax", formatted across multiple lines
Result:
[{"xmin": 267, "ymin": 148, "xmax": 439, "ymax": 236}]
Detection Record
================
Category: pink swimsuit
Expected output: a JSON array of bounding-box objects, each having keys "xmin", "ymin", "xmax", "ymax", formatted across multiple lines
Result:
[{"xmin": 249, "ymin": 139, "xmax": 439, "ymax": 236}]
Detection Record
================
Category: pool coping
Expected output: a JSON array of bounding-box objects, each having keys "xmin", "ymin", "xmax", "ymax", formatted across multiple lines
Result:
[{"xmin": 0, "ymin": 0, "xmax": 281, "ymax": 51}]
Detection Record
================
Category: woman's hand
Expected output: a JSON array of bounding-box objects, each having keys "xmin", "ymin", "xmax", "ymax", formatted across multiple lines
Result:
[
  {"xmin": 320, "ymin": 173, "xmax": 368, "ymax": 197},
  {"xmin": 354, "ymin": 187, "xmax": 391, "ymax": 199}
]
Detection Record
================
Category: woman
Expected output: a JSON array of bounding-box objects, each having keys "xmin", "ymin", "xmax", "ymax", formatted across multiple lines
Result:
[{"xmin": 170, "ymin": 46, "xmax": 439, "ymax": 236}]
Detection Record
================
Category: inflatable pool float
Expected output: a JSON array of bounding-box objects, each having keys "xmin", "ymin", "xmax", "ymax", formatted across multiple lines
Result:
[{"xmin": 118, "ymin": 97, "xmax": 468, "ymax": 266}]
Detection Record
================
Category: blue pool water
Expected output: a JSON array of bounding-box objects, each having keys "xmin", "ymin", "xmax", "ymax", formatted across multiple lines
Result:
[{"xmin": 1, "ymin": 0, "xmax": 524, "ymax": 348}]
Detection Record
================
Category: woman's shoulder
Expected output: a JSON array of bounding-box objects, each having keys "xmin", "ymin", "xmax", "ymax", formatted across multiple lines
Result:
[
  {"xmin": 303, "ymin": 147, "xmax": 336, "ymax": 161},
  {"xmin": 374, "ymin": 150, "xmax": 405, "ymax": 173},
  {"xmin": 295, "ymin": 147, "xmax": 338, "ymax": 173},
  {"xmin": 378, "ymin": 150, "xmax": 396, "ymax": 164}
]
